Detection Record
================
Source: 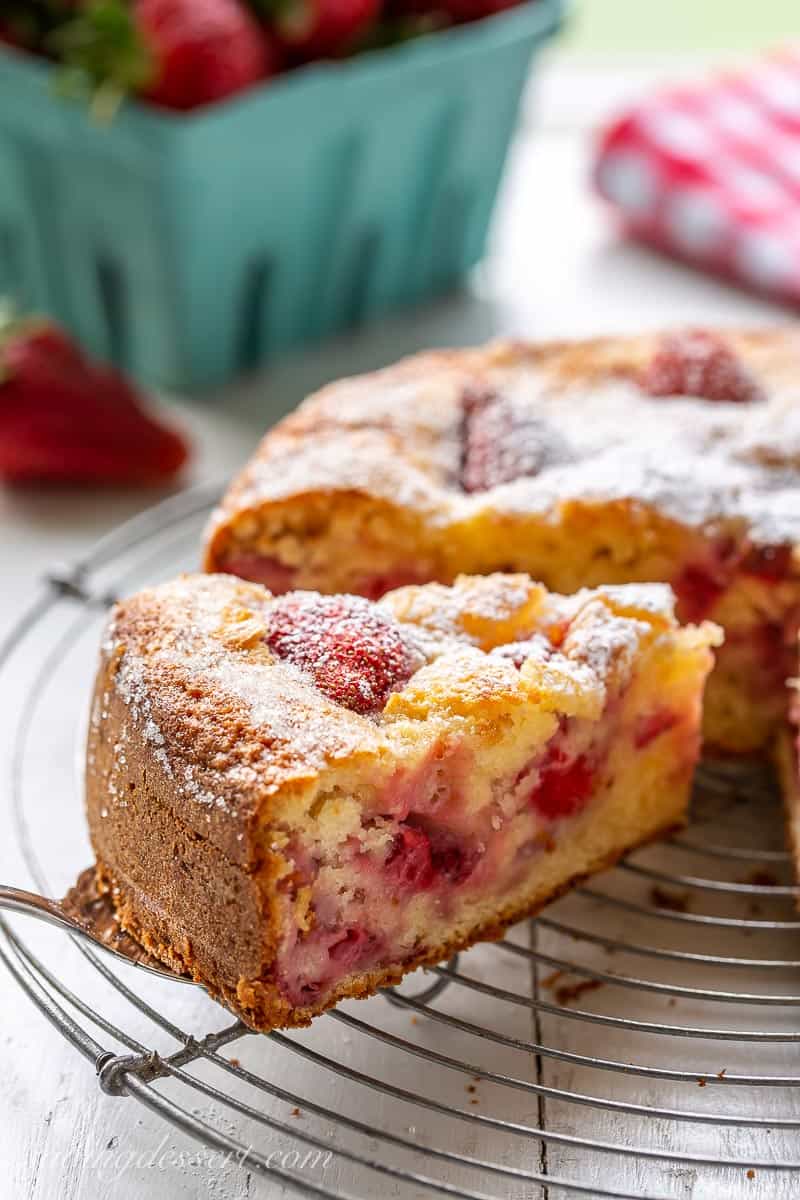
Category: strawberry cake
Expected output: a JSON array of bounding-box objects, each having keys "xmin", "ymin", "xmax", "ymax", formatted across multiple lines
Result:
[
  {"xmin": 204, "ymin": 327, "xmax": 800, "ymax": 756},
  {"xmin": 85, "ymin": 572, "xmax": 717, "ymax": 1030}
]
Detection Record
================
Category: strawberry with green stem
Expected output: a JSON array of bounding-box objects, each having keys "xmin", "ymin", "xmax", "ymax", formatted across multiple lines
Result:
[{"xmin": 53, "ymin": 0, "xmax": 277, "ymax": 114}]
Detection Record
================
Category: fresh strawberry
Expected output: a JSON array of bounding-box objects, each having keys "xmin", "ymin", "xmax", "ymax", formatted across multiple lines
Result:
[
  {"xmin": 0, "ymin": 316, "xmax": 189, "ymax": 486},
  {"xmin": 265, "ymin": 593, "xmax": 423, "ymax": 714},
  {"xmin": 265, "ymin": 0, "xmax": 380, "ymax": 61},
  {"xmin": 137, "ymin": 0, "xmax": 277, "ymax": 108},
  {"xmin": 640, "ymin": 330, "xmax": 764, "ymax": 403},
  {"xmin": 54, "ymin": 0, "xmax": 276, "ymax": 112},
  {"xmin": 460, "ymin": 385, "xmax": 569, "ymax": 494}
]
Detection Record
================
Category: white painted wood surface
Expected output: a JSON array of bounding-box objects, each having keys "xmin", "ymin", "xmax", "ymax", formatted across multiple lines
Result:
[{"xmin": 0, "ymin": 54, "xmax": 796, "ymax": 1200}]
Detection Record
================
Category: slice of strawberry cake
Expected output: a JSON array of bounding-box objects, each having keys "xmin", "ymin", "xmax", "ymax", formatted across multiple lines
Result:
[
  {"xmin": 203, "ymin": 327, "xmax": 800, "ymax": 755},
  {"xmin": 86, "ymin": 572, "xmax": 717, "ymax": 1030}
]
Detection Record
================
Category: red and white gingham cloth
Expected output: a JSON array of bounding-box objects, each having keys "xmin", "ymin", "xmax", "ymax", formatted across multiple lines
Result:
[{"xmin": 594, "ymin": 47, "xmax": 800, "ymax": 303}]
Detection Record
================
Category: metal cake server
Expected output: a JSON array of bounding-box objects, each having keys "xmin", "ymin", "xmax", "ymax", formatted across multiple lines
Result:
[{"xmin": 0, "ymin": 870, "xmax": 193, "ymax": 982}]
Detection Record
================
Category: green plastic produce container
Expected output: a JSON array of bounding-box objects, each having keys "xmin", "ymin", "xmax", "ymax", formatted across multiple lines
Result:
[{"xmin": 0, "ymin": 0, "xmax": 562, "ymax": 390}]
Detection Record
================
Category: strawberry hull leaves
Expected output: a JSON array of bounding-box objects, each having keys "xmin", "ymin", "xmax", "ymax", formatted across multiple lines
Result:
[{"xmin": 53, "ymin": 0, "xmax": 275, "ymax": 113}]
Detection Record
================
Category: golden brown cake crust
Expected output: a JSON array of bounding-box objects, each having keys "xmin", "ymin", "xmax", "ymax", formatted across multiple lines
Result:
[
  {"xmin": 204, "ymin": 327, "xmax": 800, "ymax": 562},
  {"xmin": 89, "ymin": 575, "xmax": 391, "ymax": 865}
]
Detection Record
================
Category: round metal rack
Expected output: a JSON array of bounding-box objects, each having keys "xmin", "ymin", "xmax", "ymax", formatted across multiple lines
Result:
[{"xmin": 1, "ymin": 483, "xmax": 799, "ymax": 1200}]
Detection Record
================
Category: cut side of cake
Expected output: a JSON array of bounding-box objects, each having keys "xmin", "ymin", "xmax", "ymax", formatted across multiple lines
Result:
[
  {"xmin": 203, "ymin": 327, "xmax": 800, "ymax": 755},
  {"xmin": 86, "ymin": 573, "xmax": 718, "ymax": 1030}
]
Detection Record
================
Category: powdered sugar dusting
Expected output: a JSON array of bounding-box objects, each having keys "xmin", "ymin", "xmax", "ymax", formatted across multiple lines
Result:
[
  {"xmin": 561, "ymin": 602, "xmax": 647, "ymax": 687},
  {"xmin": 211, "ymin": 330, "xmax": 800, "ymax": 548},
  {"xmin": 97, "ymin": 573, "xmax": 701, "ymax": 818},
  {"xmin": 485, "ymin": 365, "xmax": 800, "ymax": 543},
  {"xmin": 264, "ymin": 592, "xmax": 426, "ymax": 714}
]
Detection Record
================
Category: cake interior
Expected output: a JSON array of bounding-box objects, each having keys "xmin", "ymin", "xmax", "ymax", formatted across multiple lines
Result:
[{"xmin": 258, "ymin": 613, "xmax": 711, "ymax": 1014}]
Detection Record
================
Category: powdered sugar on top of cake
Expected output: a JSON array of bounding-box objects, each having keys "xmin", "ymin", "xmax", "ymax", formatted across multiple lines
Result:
[
  {"xmin": 477, "ymin": 364, "xmax": 800, "ymax": 544},
  {"xmin": 207, "ymin": 330, "xmax": 800, "ymax": 552},
  {"xmin": 102, "ymin": 573, "xmax": 713, "ymax": 819}
]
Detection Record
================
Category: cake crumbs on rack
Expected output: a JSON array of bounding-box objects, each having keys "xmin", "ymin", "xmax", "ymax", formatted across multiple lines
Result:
[
  {"xmin": 555, "ymin": 979, "xmax": 603, "ymax": 1007},
  {"xmin": 540, "ymin": 969, "xmax": 564, "ymax": 989},
  {"xmin": 650, "ymin": 885, "xmax": 689, "ymax": 912}
]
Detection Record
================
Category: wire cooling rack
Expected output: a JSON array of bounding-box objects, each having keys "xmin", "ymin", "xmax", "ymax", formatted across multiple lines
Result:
[{"xmin": 1, "ymin": 482, "xmax": 799, "ymax": 1200}]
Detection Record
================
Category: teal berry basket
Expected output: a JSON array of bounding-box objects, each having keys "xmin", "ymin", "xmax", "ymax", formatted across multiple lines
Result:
[{"xmin": 0, "ymin": 0, "xmax": 563, "ymax": 391}]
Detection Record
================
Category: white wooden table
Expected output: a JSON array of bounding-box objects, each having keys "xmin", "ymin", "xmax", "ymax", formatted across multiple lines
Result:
[{"xmin": 0, "ymin": 55, "xmax": 794, "ymax": 1200}]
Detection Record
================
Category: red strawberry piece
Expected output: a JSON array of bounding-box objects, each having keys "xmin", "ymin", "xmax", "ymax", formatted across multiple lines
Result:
[
  {"xmin": 2, "ymin": 322, "xmax": 85, "ymax": 378},
  {"xmin": 389, "ymin": 817, "xmax": 481, "ymax": 887},
  {"xmin": 275, "ymin": 0, "xmax": 380, "ymax": 60},
  {"xmin": 220, "ymin": 553, "xmax": 297, "ymax": 593},
  {"xmin": 427, "ymin": 828, "xmax": 481, "ymax": 885},
  {"xmin": 385, "ymin": 824, "xmax": 434, "ymax": 891},
  {"xmin": 356, "ymin": 566, "xmax": 428, "ymax": 601},
  {"xmin": 136, "ymin": 0, "xmax": 276, "ymax": 110},
  {"xmin": 529, "ymin": 748, "xmax": 594, "ymax": 821},
  {"xmin": 740, "ymin": 543, "xmax": 793, "ymax": 582},
  {"xmin": 460, "ymin": 386, "xmax": 570, "ymax": 494},
  {"xmin": 640, "ymin": 330, "xmax": 764, "ymax": 403},
  {"xmin": 634, "ymin": 709, "xmax": 678, "ymax": 749},
  {"xmin": 327, "ymin": 925, "xmax": 376, "ymax": 968},
  {"xmin": 265, "ymin": 593, "xmax": 423, "ymax": 714},
  {"xmin": 0, "ymin": 318, "xmax": 189, "ymax": 486}
]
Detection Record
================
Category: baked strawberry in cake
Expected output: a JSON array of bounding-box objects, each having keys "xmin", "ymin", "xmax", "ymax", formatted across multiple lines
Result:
[
  {"xmin": 86, "ymin": 572, "xmax": 717, "ymax": 1030},
  {"xmin": 204, "ymin": 327, "xmax": 800, "ymax": 755}
]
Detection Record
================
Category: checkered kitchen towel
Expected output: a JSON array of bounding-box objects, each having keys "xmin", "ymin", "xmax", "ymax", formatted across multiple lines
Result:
[{"xmin": 594, "ymin": 47, "xmax": 800, "ymax": 303}]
